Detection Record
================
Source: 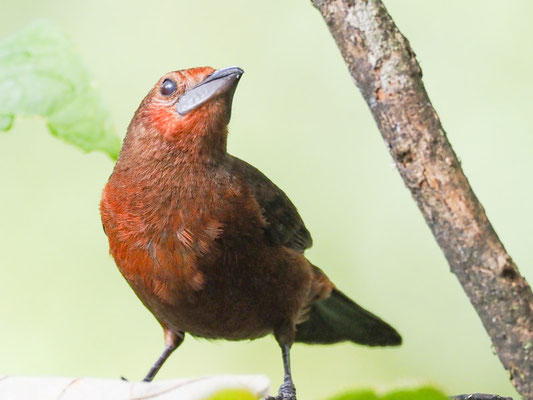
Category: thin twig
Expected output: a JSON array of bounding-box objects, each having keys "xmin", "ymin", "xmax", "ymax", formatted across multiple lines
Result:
[
  {"xmin": 310, "ymin": 0, "xmax": 533, "ymax": 398},
  {"xmin": 56, "ymin": 377, "xmax": 81, "ymax": 400}
]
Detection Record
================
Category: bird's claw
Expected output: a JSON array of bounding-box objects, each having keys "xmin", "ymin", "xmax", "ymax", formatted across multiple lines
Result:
[
  {"xmin": 266, "ymin": 394, "xmax": 297, "ymax": 400},
  {"xmin": 266, "ymin": 382, "xmax": 296, "ymax": 400}
]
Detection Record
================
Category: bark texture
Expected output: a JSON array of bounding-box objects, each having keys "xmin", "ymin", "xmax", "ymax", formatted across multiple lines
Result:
[
  {"xmin": 452, "ymin": 395, "xmax": 513, "ymax": 400},
  {"xmin": 310, "ymin": 0, "xmax": 533, "ymax": 398}
]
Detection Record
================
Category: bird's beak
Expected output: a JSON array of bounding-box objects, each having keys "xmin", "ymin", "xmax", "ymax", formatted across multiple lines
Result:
[{"xmin": 177, "ymin": 66, "xmax": 244, "ymax": 115}]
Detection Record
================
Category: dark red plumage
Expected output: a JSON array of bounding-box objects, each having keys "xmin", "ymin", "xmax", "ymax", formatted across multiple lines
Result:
[{"xmin": 100, "ymin": 66, "xmax": 400, "ymax": 399}]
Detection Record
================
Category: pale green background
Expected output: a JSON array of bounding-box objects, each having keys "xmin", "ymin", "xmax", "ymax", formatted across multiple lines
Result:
[{"xmin": 1, "ymin": 1, "xmax": 532, "ymax": 399}]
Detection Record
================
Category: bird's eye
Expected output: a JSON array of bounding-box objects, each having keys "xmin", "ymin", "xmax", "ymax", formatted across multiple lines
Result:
[{"xmin": 160, "ymin": 79, "xmax": 177, "ymax": 96}]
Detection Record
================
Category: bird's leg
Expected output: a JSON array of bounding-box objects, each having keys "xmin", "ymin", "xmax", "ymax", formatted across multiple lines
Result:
[
  {"xmin": 276, "ymin": 344, "xmax": 297, "ymax": 400},
  {"xmin": 142, "ymin": 330, "xmax": 184, "ymax": 383},
  {"xmin": 142, "ymin": 346, "xmax": 175, "ymax": 382}
]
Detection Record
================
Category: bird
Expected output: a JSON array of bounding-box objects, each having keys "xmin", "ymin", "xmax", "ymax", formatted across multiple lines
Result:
[{"xmin": 100, "ymin": 66, "xmax": 401, "ymax": 400}]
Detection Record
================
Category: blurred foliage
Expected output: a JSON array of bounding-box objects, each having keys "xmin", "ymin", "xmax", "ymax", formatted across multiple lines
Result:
[
  {"xmin": 206, "ymin": 389, "xmax": 259, "ymax": 400},
  {"xmin": 0, "ymin": 20, "xmax": 120, "ymax": 159},
  {"xmin": 328, "ymin": 387, "xmax": 448, "ymax": 400}
]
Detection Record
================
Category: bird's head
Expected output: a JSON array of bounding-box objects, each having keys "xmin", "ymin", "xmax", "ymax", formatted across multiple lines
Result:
[{"xmin": 127, "ymin": 66, "xmax": 243, "ymax": 160}]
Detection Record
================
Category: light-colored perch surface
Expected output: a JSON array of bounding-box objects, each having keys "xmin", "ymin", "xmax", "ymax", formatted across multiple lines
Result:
[{"xmin": 0, "ymin": 375, "xmax": 270, "ymax": 400}]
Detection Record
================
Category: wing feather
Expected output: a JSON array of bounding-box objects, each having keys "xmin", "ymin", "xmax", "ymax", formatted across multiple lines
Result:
[{"xmin": 227, "ymin": 155, "xmax": 312, "ymax": 252}]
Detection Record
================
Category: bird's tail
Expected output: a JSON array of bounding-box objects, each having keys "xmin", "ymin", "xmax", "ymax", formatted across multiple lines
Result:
[{"xmin": 294, "ymin": 288, "xmax": 402, "ymax": 346}]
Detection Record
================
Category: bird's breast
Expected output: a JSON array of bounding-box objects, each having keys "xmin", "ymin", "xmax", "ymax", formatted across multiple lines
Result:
[
  {"xmin": 101, "ymin": 169, "xmax": 267, "ymax": 300},
  {"xmin": 101, "ymin": 166, "xmax": 311, "ymax": 340}
]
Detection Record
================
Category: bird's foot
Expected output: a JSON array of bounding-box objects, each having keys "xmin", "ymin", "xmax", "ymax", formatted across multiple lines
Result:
[
  {"xmin": 266, "ymin": 395, "xmax": 296, "ymax": 400},
  {"xmin": 266, "ymin": 382, "xmax": 296, "ymax": 400}
]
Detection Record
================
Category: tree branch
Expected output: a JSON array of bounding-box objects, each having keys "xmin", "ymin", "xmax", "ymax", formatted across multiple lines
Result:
[
  {"xmin": 451, "ymin": 395, "xmax": 513, "ymax": 400},
  {"xmin": 310, "ymin": 0, "xmax": 533, "ymax": 398}
]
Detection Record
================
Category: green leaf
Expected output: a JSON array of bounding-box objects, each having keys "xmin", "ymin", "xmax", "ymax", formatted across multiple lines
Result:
[
  {"xmin": 329, "ymin": 390, "xmax": 378, "ymax": 400},
  {"xmin": 0, "ymin": 20, "xmax": 121, "ymax": 159},
  {"xmin": 0, "ymin": 114, "xmax": 14, "ymax": 131},
  {"xmin": 205, "ymin": 388, "xmax": 259, "ymax": 400},
  {"xmin": 328, "ymin": 387, "xmax": 448, "ymax": 400},
  {"xmin": 383, "ymin": 387, "xmax": 448, "ymax": 400}
]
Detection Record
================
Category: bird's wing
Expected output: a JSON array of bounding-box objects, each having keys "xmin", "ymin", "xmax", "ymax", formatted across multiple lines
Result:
[{"xmin": 227, "ymin": 155, "xmax": 312, "ymax": 252}]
